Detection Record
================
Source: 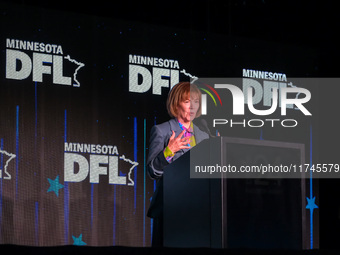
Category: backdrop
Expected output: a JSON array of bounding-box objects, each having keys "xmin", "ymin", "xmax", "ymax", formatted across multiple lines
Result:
[{"xmin": 0, "ymin": 2, "xmax": 319, "ymax": 247}]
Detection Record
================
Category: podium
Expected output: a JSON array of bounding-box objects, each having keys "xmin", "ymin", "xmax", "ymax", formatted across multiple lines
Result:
[{"xmin": 163, "ymin": 137, "xmax": 316, "ymax": 249}]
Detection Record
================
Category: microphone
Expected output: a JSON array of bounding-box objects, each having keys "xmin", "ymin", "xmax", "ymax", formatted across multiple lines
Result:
[{"xmin": 199, "ymin": 119, "xmax": 215, "ymax": 138}]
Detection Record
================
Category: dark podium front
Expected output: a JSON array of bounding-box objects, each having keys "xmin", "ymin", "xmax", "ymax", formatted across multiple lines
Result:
[{"xmin": 163, "ymin": 137, "xmax": 316, "ymax": 249}]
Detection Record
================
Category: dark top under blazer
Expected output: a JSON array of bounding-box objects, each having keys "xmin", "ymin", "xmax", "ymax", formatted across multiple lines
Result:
[{"xmin": 147, "ymin": 118, "xmax": 209, "ymax": 218}]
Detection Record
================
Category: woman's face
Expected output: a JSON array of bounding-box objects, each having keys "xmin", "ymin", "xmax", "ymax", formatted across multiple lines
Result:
[{"xmin": 177, "ymin": 93, "xmax": 200, "ymax": 123}]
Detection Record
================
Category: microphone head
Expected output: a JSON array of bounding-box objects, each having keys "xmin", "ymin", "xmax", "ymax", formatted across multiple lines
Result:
[
  {"xmin": 199, "ymin": 118, "xmax": 214, "ymax": 137},
  {"xmin": 200, "ymin": 118, "xmax": 208, "ymax": 126}
]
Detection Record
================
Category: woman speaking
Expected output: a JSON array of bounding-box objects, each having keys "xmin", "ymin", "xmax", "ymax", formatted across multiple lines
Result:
[{"xmin": 146, "ymin": 81, "xmax": 209, "ymax": 247}]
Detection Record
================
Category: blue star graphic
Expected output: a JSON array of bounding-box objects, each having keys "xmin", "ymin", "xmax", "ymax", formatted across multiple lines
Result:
[
  {"xmin": 72, "ymin": 234, "xmax": 86, "ymax": 246},
  {"xmin": 306, "ymin": 196, "xmax": 318, "ymax": 214},
  {"xmin": 47, "ymin": 176, "xmax": 64, "ymax": 197}
]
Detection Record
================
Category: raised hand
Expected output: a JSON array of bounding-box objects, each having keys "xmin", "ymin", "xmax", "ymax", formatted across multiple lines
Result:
[{"xmin": 167, "ymin": 130, "xmax": 190, "ymax": 154}]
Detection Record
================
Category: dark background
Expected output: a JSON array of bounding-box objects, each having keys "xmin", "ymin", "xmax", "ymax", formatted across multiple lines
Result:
[{"xmin": 1, "ymin": 0, "xmax": 339, "ymax": 250}]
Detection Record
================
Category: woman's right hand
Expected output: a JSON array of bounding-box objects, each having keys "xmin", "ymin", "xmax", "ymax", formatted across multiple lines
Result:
[{"xmin": 167, "ymin": 130, "xmax": 191, "ymax": 153}]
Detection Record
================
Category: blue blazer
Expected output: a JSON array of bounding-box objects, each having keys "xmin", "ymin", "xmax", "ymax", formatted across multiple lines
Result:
[{"xmin": 147, "ymin": 118, "xmax": 209, "ymax": 218}]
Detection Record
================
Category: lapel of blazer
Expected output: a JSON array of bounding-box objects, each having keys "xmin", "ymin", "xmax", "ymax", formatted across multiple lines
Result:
[
  {"xmin": 169, "ymin": 118, "xmax": 207, "ymax": 143},
  {"xmin": 169, "ymin": 118, "xmax": 182, "ymax": 133}
]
